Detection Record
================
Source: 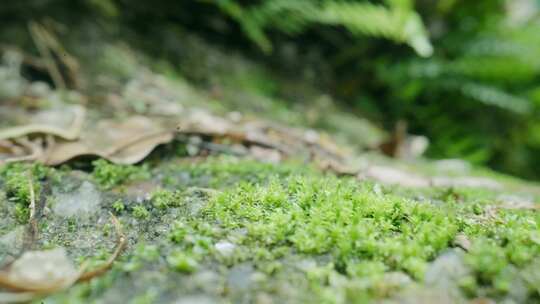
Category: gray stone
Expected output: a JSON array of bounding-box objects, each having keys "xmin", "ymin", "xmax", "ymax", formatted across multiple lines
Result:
[{"xmin": 53, "ymin": 181, "xmax": 101, "ymax": 219}]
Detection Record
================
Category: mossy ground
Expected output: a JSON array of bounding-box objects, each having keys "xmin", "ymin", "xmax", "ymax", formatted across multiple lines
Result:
[
  {"xmin": 1, "ymin": 155, "xmax": 538, "ymax": 303},
  {"xmin": 0, "ymin": 29, "xmax": 539, "ymax": 304}
]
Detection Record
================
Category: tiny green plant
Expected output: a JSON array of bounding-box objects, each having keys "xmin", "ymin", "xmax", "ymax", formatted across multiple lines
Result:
[
  {"xmin": 112, "ymin": 200, "xmax": 125, "ymax": 213},
  {"xmin": 151, "ymin": 189, "xmax": 180, "ymax": 209},
  {"xmin": 167, "ymin": 251, "xmax": 198, "ymax": 273},
  {"xmin": 92, "ymin": 159, "xmax": 149, "ymax": 189},
  {"xmin": 132, "ymin": 205, "xmax": 150, "ymax": 219}
]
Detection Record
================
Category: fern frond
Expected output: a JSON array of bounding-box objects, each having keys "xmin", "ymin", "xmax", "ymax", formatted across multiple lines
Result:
[
  {"xmin": 316, "ymin": 1, "xmax": 432, "ymax": 56},
  {"xmin": 215, "ymin": 0, "xmax": 273, "ymax": 52},
  {"xmin": 445, "ymin": 81, "xmax": 531, "ymax": 114},
  {"xmin": 213, "ymin": 0, "xmax": 433, "ymax": 56}
]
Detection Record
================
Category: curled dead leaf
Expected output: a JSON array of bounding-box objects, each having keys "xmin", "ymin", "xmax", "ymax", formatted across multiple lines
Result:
[
  {"xmin": 45, "ymin": 116, "xmax": 174, "ymax": 165},
  {"xmin": 0, "ymin": 105, "xmax": 85, "ymax": 141},
  {"xmin": 359, "ymin": 166, "xmax": 429, "ymax": 188},
  {"xmin": 358, "ymin": 165, "xmax": 502, "ymax": 190},
  {"xmin": 175, "ymin": 111, "xmax": 348, "ymax": 165}
]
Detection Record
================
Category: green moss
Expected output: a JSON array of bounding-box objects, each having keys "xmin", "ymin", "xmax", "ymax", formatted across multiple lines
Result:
[
  {"xmin": 0, "ymin": 163, "xmax": 49, "ymax": 223},
  {"xmin": 92, "ymin": 159, "xmax": 150, "ymax": 189},
  {"xmin": 168, "ymin": 221, "xmax": 188, "ymax": 243},
  {"xmin": 151, "ymin": 188, "xmax": 181, "ymax": 209},
  {"xmin": 2, "ymin": 157, "xmax": 537, "ymax": 302},
  {"xmin": 458, "ymin": 208, "xmax": 540, "ymax": 298},
  {"xmin": 160, "ymin": 156, "xmax": 317, "ymax": 189},
  {"xmin": 167, "ymin": 250, "xmax": 199, "ymax": 273},
  {"xmin": 132, "ymin": 205, "xmax": 150, "ymax": 219},
  {"xmin": 112, "ymin": 199, "xmax": 125, "ymax": 213},
  {"xmin": 202, "ymin": 175, "xmax": 458, "ymax": 280}
]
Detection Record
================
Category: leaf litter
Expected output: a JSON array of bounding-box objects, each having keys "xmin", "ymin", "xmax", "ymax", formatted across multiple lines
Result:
[{"xmin": 0, "ymin": 32, "xmax": 517, "ymax": 192}]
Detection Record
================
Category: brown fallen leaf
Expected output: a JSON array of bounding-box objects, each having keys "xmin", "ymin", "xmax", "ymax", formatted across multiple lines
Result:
[
  {"xmin": 359, "ymin": 165, "xmax": 430, "ymax": 187},
  {"xmin": 0, "ymin": 105, "xmax": 86, "ymax": 141},
  {"xmin": 378, "ymin": 120, "xmax": 429, "ymax": 160},
  {"xmin": 249, "ymin": 146, "xmax": 281, "ymax": 163},
  {"xmin": 45, "ymin": 116, "xmax": 174, "ymax": 165},
  {"xmin": 1, "ymin": 137, "xmax": 55, "ymax": 167},
  {"xmin": 358, "ymin": 165, "xmax": 503, "ymax": 190},
  {"xmin": 431, "ymin": 176, "xmax": 501, "ymax": 190},
  {"xmin": 176, "ymin": 111, "xmax": 349, "ymax": 165},
  {"xmin": 496, "ymin": 194, "xmax": 540, "ymax": 210}
]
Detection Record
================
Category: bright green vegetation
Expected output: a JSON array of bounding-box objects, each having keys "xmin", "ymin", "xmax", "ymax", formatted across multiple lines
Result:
[
  {"xmin": 112, "ymin": 199, "xmax": 125, "ymax": 213},
  {"xmin": 0, "ymin": 163, "xmax": 48, "ymax": 223},
  {"xmin": 167, "ymin": 250, "xmax": 199, "ymax": 273},
  {"xmin": 131, "ymin": 205, "xmax": 150, "ymax": 220},
  {"xmin": 151, "ymin": 189, "xmax": 182, "ymax": 210},
  {"xmin": 2, "ymin": 2, "xmax": 540, "ymax": 302},
  {"xmin": 197, "ymin": 175, "xmax": 539, "ymax": 300},
  {"xmin": 0, "ymin": 157, "xmax": 538, "ymax": 303},
  {"xmin": 159, "ymin": 156, "xmax": 316, "ymax": 189},
  {"xmin": 204, "ymin": 176, "xmax": 456, "ymax": 280},
  {"xmin": 92, "ymin": 159, "xmax": 150, "ymax": 189}
]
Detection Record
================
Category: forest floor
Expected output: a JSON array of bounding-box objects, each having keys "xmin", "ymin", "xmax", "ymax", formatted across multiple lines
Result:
[{"xmin": 0, "ymin": 28, "xmax": 539, "ymax": 304}]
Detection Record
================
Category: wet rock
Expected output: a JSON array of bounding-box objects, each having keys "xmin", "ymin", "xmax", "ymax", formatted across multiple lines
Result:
[
  {"xmin": 434, "ymin": 159, "xmax": 471, "ymax": 174},
  {"xmin": 4, "ymin": 248, "xmax": 79, "ymax": 290},
  {"xmin": 499, "ymin": 266, "xmax": 529, "ymax": 303},
  {"xmin": 120, "ymin": 180, "xmax": 159, "ymax": 203},
  {"xmin": 496, "ymin": 193, "xmax": 538, "ymax": 210},
  {"xmin": 53, "ymin": 181, "xmax": 101, "ymax": 219},
  {"xmin": 228, "ymin": 263, "xmax": 255, "ymax": 291},
  {"xmin": 174, "ymin": 295, "xmax": 219, "ymax": 304},
  {"xmin": 388, "ymin": 287, "xmax": 460, "ymax": 304},
  {"xmin": 360, "ymin": 166, "xmax": 429, "ymax": 187},
  {"xmin": 425, "ymin": 249, "xmax": 468, "ymax": 285},
  {"xmin": 383, "ymin": 272, "xmax": 413, "ymax": 288},
  {"xmin": 453, "ymin": 233, "xmax": 472, "ymax": 251},
  {"xmin": 424, "ymin": 249, "xmax": 468, "ymax": 300},
  {"xmin": 432, "ymin": 176, "xmax": 501, "ymax": 190},
  {"xmin": 192, "ymin": 270, "xmax": 223, "ymax": 294},
  {"xmin": 215, "ymin": 240, "xmax": 236, "ymax": 257},
  {"xmin": 0, "ymin": 225, "xmax": 25, "ymax": 258}
]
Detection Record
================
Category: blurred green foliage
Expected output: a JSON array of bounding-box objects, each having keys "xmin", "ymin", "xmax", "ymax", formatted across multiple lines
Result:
[{"xmin": 1, "ymin": 0, "xmax": 539, "ymax": 178}]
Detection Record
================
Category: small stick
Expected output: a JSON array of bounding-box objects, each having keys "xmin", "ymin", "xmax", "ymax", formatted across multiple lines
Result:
[
  {"xmin": 28, "ymin": 22, "xmax": 66, "ymax": 90},
  {"xmin": 76, "ymin": 214, "xmax": 127, "ymax": 282},
  {"xmin": 22, "ymin": 173, "xmax": 39, "ymax": 253}
]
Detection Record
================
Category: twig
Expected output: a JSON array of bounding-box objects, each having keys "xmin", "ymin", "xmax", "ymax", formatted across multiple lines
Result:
[
  {"xmin": 28, "ymin": 22, "xmax": 66, "ymax": 90},
  {"xmin": 76, "ymin": 214, "xmax": 127, "ymax": 282},
  {"xmin": 5, "ymin": 137, "xmax": 43, "ymax": 164}
]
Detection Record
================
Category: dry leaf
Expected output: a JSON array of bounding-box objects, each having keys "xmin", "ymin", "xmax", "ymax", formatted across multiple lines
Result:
[
  {"xmin": 249, "ymin": 146, "xmax": 281, "ymax": 163},
  {"xmin": 0, "ymin": 105, "xmax": 85, "ymax": 141},
  {"xmin": 359, "ymin": 165, "xmax": 502, "ymax": 190},
  {"xmin": 496, "ymin": 194, "xmax": 539, "ymax": 210},
  {"xmin": 176, "ymin": 111, "xmax": 348, "ymax": 164},
  {"xmin": 432, "ymin": 176, "xmax": 501, "ymax": 190},
  {"xmin": 45, "ymin": 116, "xmax": 174, "ymax": 165},
  {"xmin": 359, "ymin": 166, "xmax": 430, "ymax": 187}
]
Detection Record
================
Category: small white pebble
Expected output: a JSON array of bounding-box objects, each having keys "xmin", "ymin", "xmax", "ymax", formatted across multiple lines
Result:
[{"xmin": 214, "ymin": 241, "xmax": 236, "ymax": 256}]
